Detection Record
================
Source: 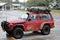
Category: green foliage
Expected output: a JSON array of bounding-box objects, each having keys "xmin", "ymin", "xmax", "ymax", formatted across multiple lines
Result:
[
  {"xmin": 12, "ymin": 0, "xmax": 20, "ymax": 4},
  {"xmin": 0, "ymin": 0, "xmax": 20, "ymax": 4},
  {"xmin": 26, "ymin": 0, "xmax": 49, "ymax": 7},
  {"xmin": 0, "ymin": 0, "xmax": 12, "ymax": 2}
]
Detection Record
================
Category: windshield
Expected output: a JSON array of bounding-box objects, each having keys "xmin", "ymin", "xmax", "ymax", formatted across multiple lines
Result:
[{"xmin": 19, "ymin": 14, "xmax": 28, "ymax": 20}]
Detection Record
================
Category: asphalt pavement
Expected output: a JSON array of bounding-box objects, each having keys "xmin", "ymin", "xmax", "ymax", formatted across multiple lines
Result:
[{"xmin": 0, "ymin": 11, "xmax": 60, "ymax": 40}]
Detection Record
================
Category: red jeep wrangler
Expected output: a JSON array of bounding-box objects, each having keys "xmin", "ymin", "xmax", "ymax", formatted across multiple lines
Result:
[{"xmin": 1, "ymin": 7, "xmax": 54, "ymax": 39}]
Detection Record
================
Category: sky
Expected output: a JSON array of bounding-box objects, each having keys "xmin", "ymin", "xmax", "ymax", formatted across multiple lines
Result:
[{"xmin": 12, "ymin": 0, "xmax": 28, "ymax": 2}]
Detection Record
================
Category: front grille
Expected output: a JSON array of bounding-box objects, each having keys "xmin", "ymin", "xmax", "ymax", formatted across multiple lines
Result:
[{"xmin": 1, "ymin": 21, "xmax": 9, "ymax": 31}]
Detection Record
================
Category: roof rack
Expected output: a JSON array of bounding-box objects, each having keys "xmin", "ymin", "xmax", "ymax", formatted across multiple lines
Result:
[{"xmin": 27, "ymin": 7, "xmax": 51, "ymax": 13}]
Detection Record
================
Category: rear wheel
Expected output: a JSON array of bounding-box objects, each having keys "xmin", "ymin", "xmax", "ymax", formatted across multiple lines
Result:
[
  {"xmin": 12, "ymin": 28, "xmax": 23, "ymax": 39},
  {"xmin": 41, "ymin": 25, "xmax": 50, "ymax": 35}
]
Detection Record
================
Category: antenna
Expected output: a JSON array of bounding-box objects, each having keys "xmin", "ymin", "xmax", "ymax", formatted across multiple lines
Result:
[{"xmin": 5, "ymin": 4, "xmax": 7, "ymax": 21}]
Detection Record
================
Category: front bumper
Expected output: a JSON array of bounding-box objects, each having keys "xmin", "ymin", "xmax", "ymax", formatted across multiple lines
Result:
[{"xmin": 1, "ymin": 21, "xmax": 11, "ymax": 31}]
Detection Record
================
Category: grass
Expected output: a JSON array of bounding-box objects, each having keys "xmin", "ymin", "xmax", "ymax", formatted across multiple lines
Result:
[{"xmin": 52, "ymin": 10, "xmax": 60, "ymax": 14}]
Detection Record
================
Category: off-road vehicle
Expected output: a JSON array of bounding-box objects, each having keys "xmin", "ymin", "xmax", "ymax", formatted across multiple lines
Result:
[{"xmin": 1, "ymin": 7, "xmax": 54, "ymax": 39}]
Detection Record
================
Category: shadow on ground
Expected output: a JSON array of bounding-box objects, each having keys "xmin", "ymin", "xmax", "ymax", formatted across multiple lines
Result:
[{"xmin": 5, "ymin": 31, "xmax": 55, "ymax": 40}]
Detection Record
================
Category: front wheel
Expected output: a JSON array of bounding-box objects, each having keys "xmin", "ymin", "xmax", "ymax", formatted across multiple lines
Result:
[
  {"xmin": 41, "ymin": 25, "xmax": 50, "ymax": 35},
  {"xmin": 12, "ymin": 28, "xmax": 24, "ymax": 39}
]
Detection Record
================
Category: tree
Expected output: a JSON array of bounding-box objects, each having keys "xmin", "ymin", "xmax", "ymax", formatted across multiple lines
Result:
[
  {"xmin": 12, "ymin": 0, "xmax": 20, "ymax": 4},
  {"xmin": 26, "ymin": 0, "xmax": 49, "ymax": 7},
  {"xmin": 0, "ymin": 0, "xmax": 12, "ymax": 3},
  {"xmin": 0, "ymin": 0, "xmax": 20, "ymax": 4}
]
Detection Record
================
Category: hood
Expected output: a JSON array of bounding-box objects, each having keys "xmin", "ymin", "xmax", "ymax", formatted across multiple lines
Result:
[{"xmin": 7, "ymin": 19, "xmax": 25, "ymax": 23}]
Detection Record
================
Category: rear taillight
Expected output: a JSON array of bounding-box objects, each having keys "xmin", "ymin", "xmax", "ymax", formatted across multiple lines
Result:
[{"xmin": 50, "ymin": 12, "xmax": 54, "ymax": 20}]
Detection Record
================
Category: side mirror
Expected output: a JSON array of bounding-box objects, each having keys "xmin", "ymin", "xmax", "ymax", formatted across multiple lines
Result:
[{"xmin": 28, "ymin": 19, "xmax": 31, "ymax": 21}]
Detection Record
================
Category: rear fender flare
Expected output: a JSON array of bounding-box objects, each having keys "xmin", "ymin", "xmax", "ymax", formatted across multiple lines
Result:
[{"xmin": 40, "ymin": 22, "xmax": 49, "ymax": 30}]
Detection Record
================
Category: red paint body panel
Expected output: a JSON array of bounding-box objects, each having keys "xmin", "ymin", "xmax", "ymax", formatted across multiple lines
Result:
[
  {"xmin": 1, "ymin": 10, "xmax": 54, "ymax": 32},
  {"xmin": 7, "ymin": 19, "xmax": 25, "ymax": 23}
]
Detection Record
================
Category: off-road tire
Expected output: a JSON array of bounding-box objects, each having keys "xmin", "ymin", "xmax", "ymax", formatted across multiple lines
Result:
[
  {"xmin": 12, "ymin": 28, "xmax": 23, "ymax": 39},
  {"xmin": 41, "ymin": 25, "xmax": 50, "ymax": 35}
]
